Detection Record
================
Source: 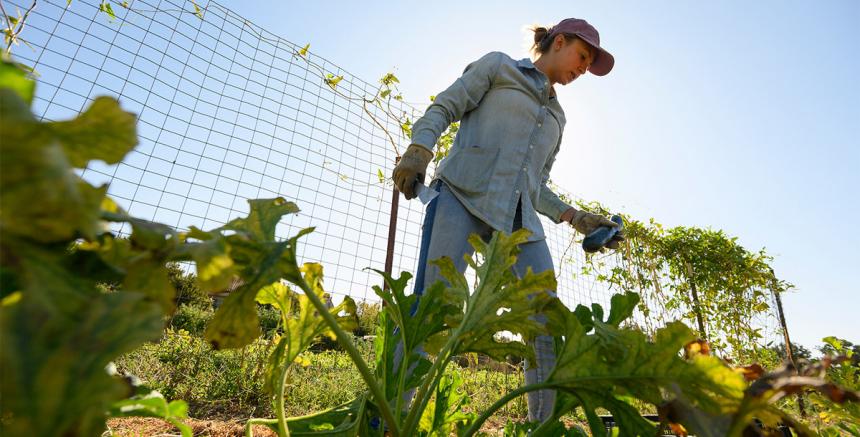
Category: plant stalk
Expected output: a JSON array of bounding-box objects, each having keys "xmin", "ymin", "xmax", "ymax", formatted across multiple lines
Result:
[
  {"xmin": 274, "ymin": 362, "xmax": 292, "ymax": 437},
  {"xmin": 461, "ymin": 383, "xmax": 551, "ymax": 436},
  {"xmin": 245, "ymin": 418, "xmax": 278, "ymax": 437},
  {"xmin": 401, "ymin": 331, "xmax": 463, "ymax": 435},
  {"xmin": 295, "ymin": 280, "xmax": 401, "ymax": 437}
]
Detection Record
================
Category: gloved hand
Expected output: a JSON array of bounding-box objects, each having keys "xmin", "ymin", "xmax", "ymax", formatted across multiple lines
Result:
[
  {"xmin": 604, "ymin": 232, "xmax": 625, "ymax": 250},
  {"xmin": 392, "ymin": 144, "xmax": 433, "ymax": 200},
  {"xmin": 562, "ymin": 208, "xmax": 620, "ymax": 237}
]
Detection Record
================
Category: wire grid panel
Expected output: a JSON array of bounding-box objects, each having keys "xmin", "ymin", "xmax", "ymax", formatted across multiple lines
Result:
[
  {"xmin": 12, "ymin": 0, "xmax": 593, "ymax": 309},
  {"xmin": 13, "ymin": 0, "xmax": 782, "ymax": 352},
  {"xmin": 15, "ymin": 0, "xmax": 425, "ymax": 303}
]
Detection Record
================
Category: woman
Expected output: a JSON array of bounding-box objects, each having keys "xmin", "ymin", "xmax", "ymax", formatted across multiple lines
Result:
[{"xmin": 392, "ymin": 17, "xmax": 621, "ymax": 422}]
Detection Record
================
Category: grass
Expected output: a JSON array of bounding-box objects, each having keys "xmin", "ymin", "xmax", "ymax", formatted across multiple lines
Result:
[{"xmin": 114, "ymin": 329, "xmax": 534, "ymax": 425}]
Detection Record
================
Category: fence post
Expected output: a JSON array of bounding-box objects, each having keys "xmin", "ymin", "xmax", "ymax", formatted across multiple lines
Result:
[
  {"xmin": 770, "ymin": 269, "xmax": 806, "ymax": 417},
  {"xmin": 684, "ymin": 261, "xmax": 708, "ymax": 341},
  {"xmin": 383, "ymin": 157, "xmax": 401, "ymax": 293}
]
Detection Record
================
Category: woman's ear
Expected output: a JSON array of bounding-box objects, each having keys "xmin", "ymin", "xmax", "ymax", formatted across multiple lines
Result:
[{"xmin": 553, "ymin": 34, "xmax": 567, "ymax": 51}]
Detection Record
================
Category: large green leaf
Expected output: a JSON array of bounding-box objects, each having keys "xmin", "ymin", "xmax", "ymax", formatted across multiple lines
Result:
[
  {"xmin": 417, "ymin": 372, "xmax": 476, "ymax": 436},
  {"xmin": 434, "ymin": 229, "xmax": 558, "ymax": 363},
  {"xmin": 370, "ymin": 270, "xmax": 456, "ymax": 402},
  {"xmin": 196, "ymin": 199, "xmax": 305, "ymax": 349},
  {"xmin": 0, "ymin": 60, "xmax": 35, "ymax": 104},
  {"xmin": 262, "ymin": 395, "xmax": 367, "ymax": 437},
  {"xmin": 0, "ymin": 89, "xmax": 133, "ymax": 243},
  {"xmin": 46, "ymin": 96, "xmax": 138, "ymax": 168},
  {"xmin": 537, "ymin": 295, "xmax": 745, "ymax": 436},
  {"xmin": 222, "ymin": 197, "xmax": 299, "ymax": 242},
  {"xmin": 79, "ymin": 229, "xmax": 178, "ymax": 313},
  {"xmin": 183, "ymin": 227, "xmax": 238, "ymax": 292},
  {"xmin": 1, "ymin": 289, "xmax": 163, "ymax": 436}
]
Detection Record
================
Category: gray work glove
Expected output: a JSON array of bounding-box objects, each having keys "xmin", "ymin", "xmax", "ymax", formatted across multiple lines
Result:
[
  {"xmin": 392, "ymin": 144, "xmax": 433, "ymax": 200},
  {"xmin": 566, "ymin": 209, "xmax": 620, "ymax": 237},
  {"xmin": 604, "ymin": 232, "xmax": 625, "ymax": 250}
]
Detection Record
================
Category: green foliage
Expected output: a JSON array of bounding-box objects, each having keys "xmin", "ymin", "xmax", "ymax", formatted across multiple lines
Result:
[
  {"xmin": 534, "ymin": 294, "xmax": 746, "ymax": 436},
  {"xmin": 99, "ymin": 1, "xmax": 117, "ymax": 21},
  {"xmin": 572, "ymin": 198, "xmax": 790, "ymax": 364},
  {"xmin": 803, "ymin": 336, "xmax": 860, "ymax": 434},
  {"xmin": 355, "ymin": 300, "xmax": 381, "ymax": 337},
  {"xmin": 255, "ymin": 274, "xmax": 356, "ymax": 396},
  {"xmin": 169, "ymin": 304, "xmax": 214, "ymax": 336},
  {"xmin": 0, "ymin": 63, "xmax": 359, "ymax": 436},
  {"xmin": 0, "ymin": 88, "xmax": 136, "ymax": 243},
  {"xmin": 4, "ymin": 30, "xmax": 856, "ymax": 437},
  {"xmin": 325, "ymin": 73, "xmax": 344, "ymax": 89},
  {"xmin": 0, "ymin": 61, "xmax": 33, "ymax": 103},
  {"xmin": 432, "ymin": 230, "xmax": 557, "ymax": 363},
  {"xmin": 418, "ymin": 372, "xmax": 476, "ymax": 435},
  {"xmin": 0, "ymin": 69, "xmax": 169, "ymax": 436},
  {"xmin": 167, "ymin": 263, "xmax": 212, "ymax": 309}
]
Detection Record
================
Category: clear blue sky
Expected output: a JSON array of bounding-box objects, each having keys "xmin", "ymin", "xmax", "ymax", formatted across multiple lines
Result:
[{"xmin": 227, "ymin": 0, "xmax": 860, "ymax": 352}]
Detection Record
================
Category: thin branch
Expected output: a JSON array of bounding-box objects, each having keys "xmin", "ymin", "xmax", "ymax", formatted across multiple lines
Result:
[{"xmin": 2, "ymin": 0, "xmax": 37, "ymax": 56}]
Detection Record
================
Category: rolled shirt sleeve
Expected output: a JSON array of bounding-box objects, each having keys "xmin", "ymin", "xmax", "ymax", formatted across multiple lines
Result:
[{"xmin": 536, "ymin": 134, "xmax": 573, "ymax": 223}]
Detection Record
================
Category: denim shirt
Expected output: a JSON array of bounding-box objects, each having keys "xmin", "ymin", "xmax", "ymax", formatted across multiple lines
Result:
[{"xmin": 411, "ymin": 51, "xmax": 572, "ymax": 241}]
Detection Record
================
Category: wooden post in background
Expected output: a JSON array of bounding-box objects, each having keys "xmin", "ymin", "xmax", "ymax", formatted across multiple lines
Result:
[{"xmin": 383, "ymin": 157, "xmax": 401, "ymax": 293}]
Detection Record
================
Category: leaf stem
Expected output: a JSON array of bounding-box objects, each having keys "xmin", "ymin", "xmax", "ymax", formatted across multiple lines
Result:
[
  {"xmin": 460, "ymin": 382, "xmax": 551, "ymax": 436},
  {"xmin": 401, "ymin": 330, "xmax": 462, "ymax": 436},
  {"xmin": 244, "ymin": 418, "xmax": 278, "ymax": 437},
  {"xmin": 295, "ymin": 280, "xmax": 401, "ymax": 437},
  {"xmin": 274, "ymin": 363, "xmax": 292, "ymax": 437}
]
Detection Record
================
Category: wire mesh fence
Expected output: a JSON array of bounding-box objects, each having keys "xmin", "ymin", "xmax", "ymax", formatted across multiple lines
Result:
[{"xmin": 10, "ymin": 0, "xmax": 784, "ymax": 357}]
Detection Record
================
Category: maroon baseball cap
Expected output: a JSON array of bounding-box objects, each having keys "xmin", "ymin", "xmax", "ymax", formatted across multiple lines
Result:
[{"xmin": 547, "ymin": 18, "xmax": 614, "ymax": 76}]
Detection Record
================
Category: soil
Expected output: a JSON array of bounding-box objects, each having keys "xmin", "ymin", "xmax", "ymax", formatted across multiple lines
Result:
[
  {"xmin": 105, "ymin": 416, "xmax": 534, "ymax": 436},
  {"xmin": 107, "ymin": 414, "xmax": 594, "ymax": 436},
  {"xmin": 106, "ymin": 418, "xmax": 278, "ymax": 437}
]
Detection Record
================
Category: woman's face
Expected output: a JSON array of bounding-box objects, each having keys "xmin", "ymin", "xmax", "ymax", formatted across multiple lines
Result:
[{"xmin": 549, "ymin": 36, "xmax": 596, "ymax": 86}]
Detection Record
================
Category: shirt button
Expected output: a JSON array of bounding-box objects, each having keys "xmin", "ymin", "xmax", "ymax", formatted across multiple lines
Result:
[
  {"xmin": 515, "ymin": 190, "xmax": 520, "ymax": 194},
  {"xmin": 522, "ymin": 167, "xmax": 527, "ymax": 172},
  {"xmin": 529, "ymin": 144, "xmax": 534, "ymax": 149},
  {"xmin": 537, "ymin": 122, "xmax": 542, "ymax": 127}
]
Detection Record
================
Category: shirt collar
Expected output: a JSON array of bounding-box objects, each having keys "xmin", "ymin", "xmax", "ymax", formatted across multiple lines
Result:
[
  {"xmin": 518, "ymin": 58, "xmax": 557, "ymax": 99},
  {"xmin": 517, "ymin": 58, "xmax": 537, "ymax": 70}
]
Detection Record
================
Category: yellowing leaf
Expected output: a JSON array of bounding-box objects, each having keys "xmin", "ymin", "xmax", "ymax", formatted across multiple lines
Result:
[
  {"xmin": 191, "ymin": 1, "xmax": 203, "ymax": 19},
  {"xmin": 1, "ymin": 291, "xmax": 22, "ymax": 306},
  {"xmin": 325, "ymin": 74, "xmax": 343, "ymax": 89},
  {"xmin": 99, "ymin": 1, "xmax": 116, "ymax": 20},
  {"xmin": 47, "ymin": 96, "xmax": 138, "ymax": 168},
  {"xmin": 221, "ymin": 197, "xmax": 299, "ymax": 242},
  {"xmin": 379, "ymin": 72, "xmax": 399, "ymax": 85},
  {"xmin": 299, "ymin": 43, "xmax": 310, "ymax": 57}
]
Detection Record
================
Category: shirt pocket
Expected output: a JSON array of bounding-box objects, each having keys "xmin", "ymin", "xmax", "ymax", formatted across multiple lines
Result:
[{"xmin": 441, "ymin": 145, "xmax": 500, "ymax": 196}]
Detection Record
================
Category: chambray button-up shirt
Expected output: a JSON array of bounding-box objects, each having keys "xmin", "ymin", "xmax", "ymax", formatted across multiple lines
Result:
[{"xmin": 411, "ymin": 51, "xmax": 571, "ymax": 241}]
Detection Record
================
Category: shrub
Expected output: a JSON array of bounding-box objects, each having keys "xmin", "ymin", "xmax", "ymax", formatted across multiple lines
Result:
[{"xmin": 169, "ymin": 305, "xmax": 214, "ymax": 336}]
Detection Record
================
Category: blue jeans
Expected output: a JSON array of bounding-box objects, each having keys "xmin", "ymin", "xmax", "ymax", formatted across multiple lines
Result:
[{"xmin": 412, "ymin": 180, "xmax": 557, "ymax": 423}]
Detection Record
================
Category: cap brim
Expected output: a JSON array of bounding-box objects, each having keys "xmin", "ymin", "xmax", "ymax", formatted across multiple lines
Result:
[
  {"xmin": 589, "ymin": 47, "xmax": 614, "ymax": 76},
  {"xmin": 577, "ymin": 34, "xmax": 614, "ymax": 76}
]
